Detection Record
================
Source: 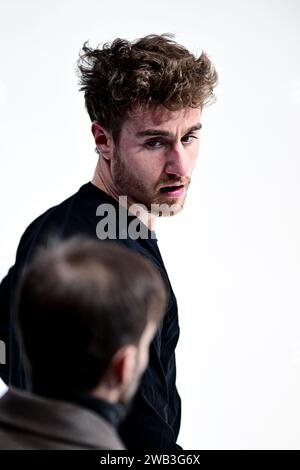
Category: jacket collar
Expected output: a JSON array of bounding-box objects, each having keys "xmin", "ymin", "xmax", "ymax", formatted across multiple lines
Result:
[{"xmin": 0, "ymin": 387, "xmax": 125, "ymax": 449}]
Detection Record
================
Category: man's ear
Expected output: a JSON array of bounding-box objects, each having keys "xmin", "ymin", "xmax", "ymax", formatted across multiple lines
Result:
[
  {"xmin": 91, "ymin": 121, "xmax": 113, "ymax": 160},
  {"xmin": 109, "ymin": 344, "xmax": 138, "ymax": 390}
]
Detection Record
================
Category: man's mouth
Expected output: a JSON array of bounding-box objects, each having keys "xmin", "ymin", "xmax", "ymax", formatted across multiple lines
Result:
[{"xmin": 159, "ymin": 184, "xmax": 185, "ymax": 197}]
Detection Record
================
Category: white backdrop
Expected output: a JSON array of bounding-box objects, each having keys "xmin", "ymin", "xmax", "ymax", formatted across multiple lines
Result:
[{"xmin": 1, "ymin": 0, "xmax": 300, "ymax": 449}]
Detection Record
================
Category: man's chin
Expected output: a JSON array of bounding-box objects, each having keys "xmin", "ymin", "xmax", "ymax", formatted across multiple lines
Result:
[{"xmin": 150, "ymin": 195, "xmax": 186, "ymax": 217}]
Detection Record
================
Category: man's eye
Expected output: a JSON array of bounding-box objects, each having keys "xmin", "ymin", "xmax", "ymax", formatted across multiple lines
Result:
[
  {"xmin": 145, "ymin": 140, "xmax": 165, "ymax": 148},
  {"xmin": 181, "ymin": 135, "xmax": 198, "ymax": 144}
]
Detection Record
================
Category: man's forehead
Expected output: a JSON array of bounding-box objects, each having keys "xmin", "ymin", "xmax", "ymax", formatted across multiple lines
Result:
[{"xmin": 125, "ymin": 106, "xmax": 201, "ymax": 132}]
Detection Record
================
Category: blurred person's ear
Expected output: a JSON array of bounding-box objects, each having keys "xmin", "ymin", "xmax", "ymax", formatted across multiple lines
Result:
[
  {"xmin": 92, "ymin": 323, "xmax": 157, "ymax": 403},
  {"xmin": 111, "ymin": 344, "xmax": 138, "ymax": 390},
  {"xmin": 97, "ymin": 344, "xmax": 139, "ymax": 401}
]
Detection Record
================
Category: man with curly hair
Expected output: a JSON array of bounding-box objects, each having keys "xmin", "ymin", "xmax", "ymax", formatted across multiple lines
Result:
[{"xmin": 0, "ymin": 34, "xmax": 217, "ymax": 450}]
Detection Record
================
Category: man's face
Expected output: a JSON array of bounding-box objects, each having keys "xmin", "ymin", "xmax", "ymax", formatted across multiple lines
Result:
[{"xmin": 111, "ymin": 106, "xmax": 202, "ymax": 216}]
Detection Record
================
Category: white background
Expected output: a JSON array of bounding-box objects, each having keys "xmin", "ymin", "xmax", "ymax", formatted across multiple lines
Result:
[{"xmin": 1, "ymin": 0, "xmax": 300, "ymax": 449}]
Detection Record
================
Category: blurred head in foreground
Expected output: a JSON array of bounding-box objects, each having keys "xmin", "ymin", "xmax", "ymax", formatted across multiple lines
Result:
[{"xmin": 15, "ymin": 236, "xmax": 166, "ymax": 409}]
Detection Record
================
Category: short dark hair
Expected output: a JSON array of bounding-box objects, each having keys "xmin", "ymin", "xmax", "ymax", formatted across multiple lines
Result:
[
  {"xmin": 77, "ymin": 33, "xmax": 218, "ymax": 143},
  {"xmin": 16, "ymin": 236, "xmax": 166, "ymax": 395}
]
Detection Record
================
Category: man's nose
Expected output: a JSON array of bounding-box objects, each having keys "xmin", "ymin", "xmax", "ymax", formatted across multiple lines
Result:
[{"xmin": 164, "ymin": 143, "xmax": 189, "ymax": 177}]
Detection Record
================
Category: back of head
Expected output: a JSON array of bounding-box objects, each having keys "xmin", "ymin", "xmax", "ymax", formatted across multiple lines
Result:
[
  {"xmin": 77, "ymin": 33, "xmax": 218, "ymax": 143},
  {"xmin": 15, "ymin": 236, "xmax": 166, "ymax": 396}
]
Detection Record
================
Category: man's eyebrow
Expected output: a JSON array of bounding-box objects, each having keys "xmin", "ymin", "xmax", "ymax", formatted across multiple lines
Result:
[{"xmin": 136, "ymin": 123, "xmax": 202, "ymax": 138}]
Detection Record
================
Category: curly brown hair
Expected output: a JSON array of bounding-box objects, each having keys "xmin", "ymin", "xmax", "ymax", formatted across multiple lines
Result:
[{"xmin": 77, "ymin": 33, "xmax": 218, "ymax": 143}]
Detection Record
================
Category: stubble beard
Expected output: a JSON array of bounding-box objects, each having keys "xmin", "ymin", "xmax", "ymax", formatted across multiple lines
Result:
[{"xmin": 112, "ymin": 149, "xmax": 190, "ymax": 217}]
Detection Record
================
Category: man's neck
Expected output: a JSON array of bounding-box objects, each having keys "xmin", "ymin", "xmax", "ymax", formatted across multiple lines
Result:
[{"xmin": 91, "ymin": 163, "xmax": 157, "ymax": 231}]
